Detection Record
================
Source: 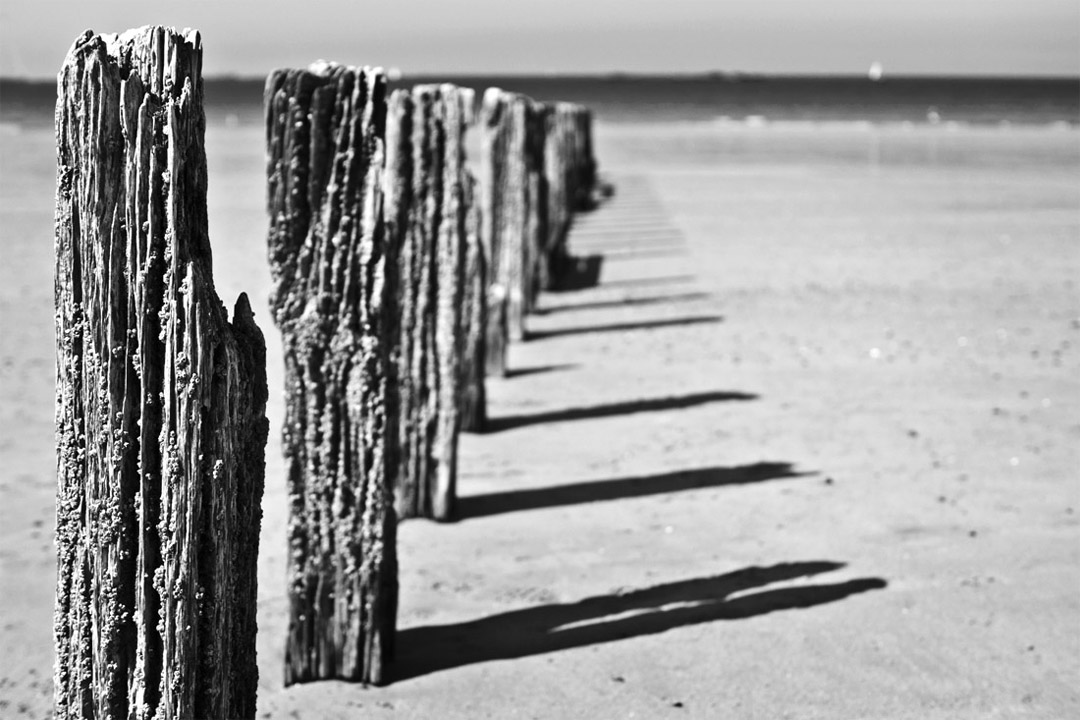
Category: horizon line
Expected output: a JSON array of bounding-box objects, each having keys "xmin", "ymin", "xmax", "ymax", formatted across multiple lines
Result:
[{"xmin": 2, "ymin": 70, "xmax": 1078, "ymax": 84}]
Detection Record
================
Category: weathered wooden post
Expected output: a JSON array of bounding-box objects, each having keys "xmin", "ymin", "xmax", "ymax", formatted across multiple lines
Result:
[
  {"xmin": 54, "ymin": 27, "xmax": 267, "ymax": 719},
  {"xmin": 541, "ymin": 103, "xmax": 568, "ymax": 291},
  {"xmin": 458, "ymin": 171, "xmax": 487, "ymax": 432},
  {"xmin": 523, "ymin": 103, "xmax": 549, "ymax": 313},
  {"xmin": 477, "ymin": 89, "xmax": 511, "ymax": 374},
  {"xmin": 383, "ymin": 84, "xmax": 473, "ymax": 520},
  {"xmin": 456, "ymin": 86, "xmax": 488, "ymax": 431},
  {"xmin": 541, "ymin": 102, "xmax": 598, "ymax": 289},
  {"xmin": 543, "ymin": 102, "xmax": 575, "ymax": 289},
  {"xmin": 478, "ymin": 89, "xmax": 547, "ymax": 351},
  {"xmin": 570, "ymin": 105, "xmax": 597, "ymax": 211},
  {"xmin": 265, "ymin": 63, "xmax": 397, "ymax": 685}
]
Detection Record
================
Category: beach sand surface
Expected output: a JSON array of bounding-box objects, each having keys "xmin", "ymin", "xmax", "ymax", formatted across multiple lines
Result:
[{"xmin": 1, "ymin": 120, "xmax": 1077, "ymax": 718}]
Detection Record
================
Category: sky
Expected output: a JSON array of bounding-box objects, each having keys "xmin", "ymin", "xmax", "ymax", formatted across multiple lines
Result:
[{"xmin": 1, "ymin": 0, "xmax": 1077, "ymax": 79}]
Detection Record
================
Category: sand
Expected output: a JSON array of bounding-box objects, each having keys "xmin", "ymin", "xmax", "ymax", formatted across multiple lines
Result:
[{"xmin": 1, "ymin": 120, "xmax": 1077, "ymax": 718}]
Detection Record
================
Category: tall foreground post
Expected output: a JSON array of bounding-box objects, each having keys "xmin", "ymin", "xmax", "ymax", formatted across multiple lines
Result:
[
  {"xmin": 383, "ymin": 85, "xmax": 472, "ymax": 520},
  {"xmin": 265, "ymin": 63, "xmax": 397, "ymax": 685},
  {"xmin": 54, "ymin": 27, "xmax": 267, "ymax": 719}
]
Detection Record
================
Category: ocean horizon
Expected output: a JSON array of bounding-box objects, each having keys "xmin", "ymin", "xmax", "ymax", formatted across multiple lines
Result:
[{"xmin": 2, "ymin": 74, "xmax": 1077, "ymax": 127}]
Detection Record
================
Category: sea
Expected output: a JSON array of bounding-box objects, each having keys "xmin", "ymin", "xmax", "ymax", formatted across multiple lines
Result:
[
  {"xmin": 1, "ymin": 74, "xmax": 1077, "ymax": 127},
  {"xmin": 1, "ymin": 74, "xmax": 1079, "ymax": 720}
]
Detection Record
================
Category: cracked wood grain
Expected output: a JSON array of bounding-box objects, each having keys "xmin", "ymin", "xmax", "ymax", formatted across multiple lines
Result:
[
  {"xmin": 265, "ymin": 62, "xmax": 397, "ymax": 686},
  {"xmin": 54, "ymin": 26, "xmax": 267, "ymax": 720}
]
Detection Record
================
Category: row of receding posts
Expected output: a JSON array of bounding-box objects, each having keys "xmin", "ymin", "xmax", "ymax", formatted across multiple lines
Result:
[{"xmin": 53, "ymin": 26, "xmax": 596, "ymax": 716}]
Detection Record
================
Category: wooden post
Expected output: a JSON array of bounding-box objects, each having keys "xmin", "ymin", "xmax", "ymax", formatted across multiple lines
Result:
[
  {"xmin": 542, "ymin": 102, "xmax": 598, "ymax": 289},
  {"xmin": 477, "ymin": 89, "xmax": 547, "ymax": 347},
  {"xmin": 523, "ymin": 103, "xmax": 548, "ymax": 313},
  {"xmin": 478, "ymin": 88, "xmax": 510, "ymax": 372},
  {"xmin": 383, "ymin": 84, "xmax": 472, "ymax": 520},
  {"xmin": 571, "ymin": 105, "xmax": 597, "ymax": 211},
  {"xmin": 54, "ymin": 27, "xmax": 267, "ymax": 719},
  {"xmin": 542, "ymin": 102, "xmax": 574, "ymax": 289},
  {"xmin": 458, "ymin": 170, "xmax": 487, "ymax": 432},
  {"xmin": 265, "ymin": 63, "xmax": 397, "ymax": 686}
]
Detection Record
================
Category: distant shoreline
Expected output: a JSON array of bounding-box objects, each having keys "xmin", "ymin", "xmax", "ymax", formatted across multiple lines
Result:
[
  {"xmin": 3, "ymin": 72, "xmax": 1078, "ymax": 83},
  {"xmin": 3, "ymin": 75, "xmax": 1077, "ymax": 127}
]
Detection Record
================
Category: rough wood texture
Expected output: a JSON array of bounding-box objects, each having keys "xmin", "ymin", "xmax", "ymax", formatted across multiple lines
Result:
[
  {"xmin": 477, "ymin": 89, "xmax": 511, "ymax": 373},
  {"xmin": 569, "ymin": 105, "xmax": 597, "ymax": 211},
  {"xmin": 542, "ymin": 102, "xmax": 597, "ymax": 289},
  {"xmin": 478, "ymin": 88, "xmax": 547, "ymax": 348},
  {"xmin": 523, "ymin": 104, "xmax": 548, "ymax": 312},
  {"xmin": 54, "ymin": 26, "xmax": 267, "ymax": 720},
  {"xmin": 265, "ymin": 63, "xmax": 397, "ymax": 686},
  {"xmin": 458, "ymin": 171, "xmax": 487, "ymax": 432},
  {"xmin": 383, "ymin": 84, "xmax": 471, "ymax": 520}
]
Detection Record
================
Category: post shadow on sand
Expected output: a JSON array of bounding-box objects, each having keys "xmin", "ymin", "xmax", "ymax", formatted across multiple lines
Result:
[
  {"xmin": 591, "ymin": 245, "xmax": 688, "ymax": 262},
  {"xmin": 486, "ymin": 389, "xmax": 756, "ymax": 433},
  {"xmin": 539, "ymin": 291, "xmax": 711, "ymax": 316},
  {"xmin": 528, "ymin": 314, "xmax": 723, "ymax": 341},
  {"xmin": 392, "ymin": 561, "xmax": 887, "ymax": 681},
  {"xmin": 459, "ymin": 462, "xmax": 809, "ymax": 519},
  {"xmin": 599, "ymin": 273, "xmax": 698, "ymax": 289},
  {"xmin": 504, "ymin": 363, "xmax": 578, "ymax": 379}
]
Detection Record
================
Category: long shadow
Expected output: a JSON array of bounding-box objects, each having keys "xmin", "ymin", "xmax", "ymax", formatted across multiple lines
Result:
[
  {"xmin": 540, "ymin": 292, "xmax": 711, "ymax": 315},
  {"xmin": 486, "ymin": 389, "xmax": 756, "ymax": 433},
  {"xmin": 571, "ymin": 239, "xmax": 685, "ymax": 254},
  {"xmin": 597, "ymin": 246, "xmax": 688, "ymax": 261},
  {"xmin": 528, "ymin": 315, "xmax": 723, "ymax": 341},
  {"xmin": 459, "ymin": 462, "xmax": 808, "ymax": 519},
  {"xmin": 572, "ymin": 229, "xmax": 684, "ymax": 242},
  {"xmin": 393, "ymin": 562, "xmax": 887, "ymax": 681},
  {"xmin": 593, "ymin": 273, "xmax": 698, "ymax": 289},
  {"xmin": 504, "ymin": 364, "xmax": 577, "ymax": 379}
]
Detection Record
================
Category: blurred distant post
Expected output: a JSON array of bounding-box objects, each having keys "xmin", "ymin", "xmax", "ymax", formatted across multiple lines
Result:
[
  {"xmin": 542, "ymin": 102, "xmax": 597, "ymax": 288},
  {"xmin": 459, "ymin": 167, "xmax": 487, "ymax": 431},
  {"xmin": 477, "ymin": 89, "xmax": 513, "ymax": 373},
  {"xmin": 53, "ymin": 26, "xmax": 267, "ymax": 719},
  {"xmin": 477, "ymin": 89, "xmax": 546, "ymax": 359},
  {"xmin": 265, "ymin": 64, "xmax": 397, "ymax": 686}
]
